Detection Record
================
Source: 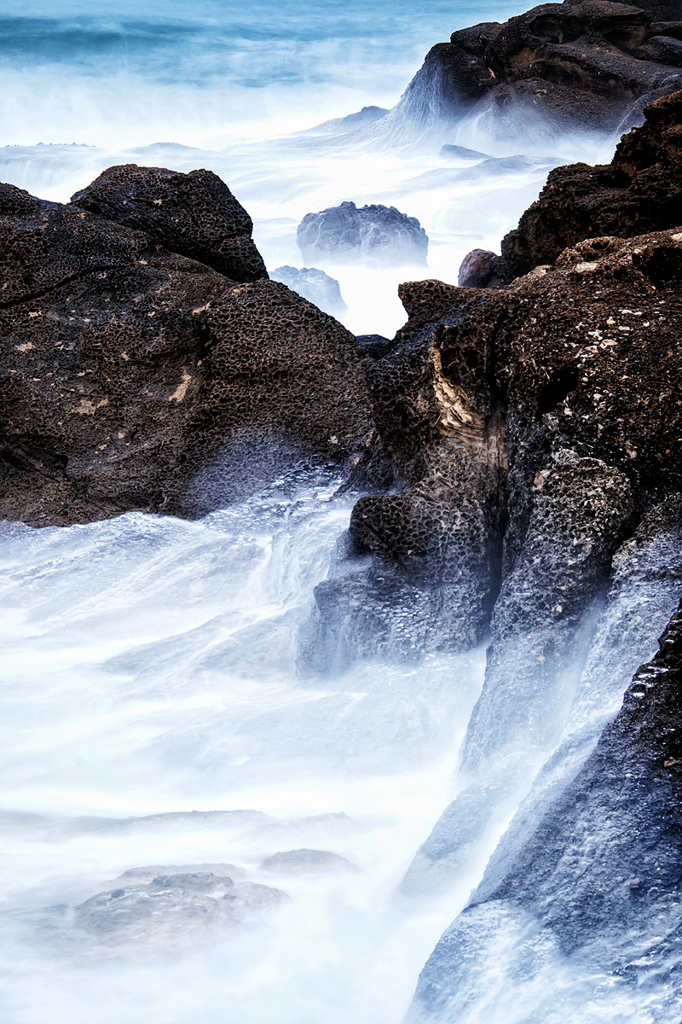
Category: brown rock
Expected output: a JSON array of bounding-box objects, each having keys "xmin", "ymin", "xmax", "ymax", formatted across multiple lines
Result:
[{"xmin": 0, "ymin": 174, "xmax": 372, "ymax": 527}]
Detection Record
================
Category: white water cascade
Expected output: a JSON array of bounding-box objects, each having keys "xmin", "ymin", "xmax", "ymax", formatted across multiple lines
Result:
[{"xmin": 0, "ymin": 472, "xmax": 490, "ymax": 1023}]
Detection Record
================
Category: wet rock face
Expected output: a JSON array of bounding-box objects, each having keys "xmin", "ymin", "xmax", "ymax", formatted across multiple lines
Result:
[
  {"xmin": 70, "ymin": 164, "xmax": 267, "ymax": 284},
  {"xmin": 413, "ymin": 0, "xmax": 682, "ymax": 137},
  {"xmin": 297, "ymin": 201, "xmax": 428, "ymax": 268},
  {"xmin": 407, "ymin": 600, "xmax": 682, "ymax": 1022},
  {"xmin": 493, "ymin": 89, "xmax": 682, "ymax": 282},
  {"xmin": 0, "ymin": 172, "xmax": 372, "ymax": 526},
  {"xmin": 270, "ymin": 265, "xmax": 347, "ymax": 318}
]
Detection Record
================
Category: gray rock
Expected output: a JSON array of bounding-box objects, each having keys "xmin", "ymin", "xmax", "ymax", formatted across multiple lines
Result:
[
  {"xmin": 260, "ymin": 848, "xmax": 359, "ymax": 874},
  {"xmin": 74, "ymin": 871, "xmax": 287, "ymax": 950},
  {"xmin": 457, "ymin": 247, "xmax": 499, "ymax": 287},
  {"xmin": 270, "ymin": 265, "xmax": 347, "ymax": 317},
  {"xmin": 297, "ymin": 201, "xmax": 428, "ymax": 268}
]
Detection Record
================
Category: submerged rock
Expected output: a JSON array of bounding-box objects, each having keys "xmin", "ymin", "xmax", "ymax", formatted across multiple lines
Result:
[
  {"xmin": 0, "ymin": 167, "xmax": 372, "ymax": 526},
  {"xmin": 74, "ymin": 870, "xmax": 286, "ymax": 951},
  {"xmin": 297, "ymin": 201, "xmax": 428, "ymax": 268},
  {"xmin": 259, "ymin": 849, "xmax": 359, "ymax": 874},
  {"xmin": 270, "ymin": 265, "xmax": 347, "ymax": 317}
]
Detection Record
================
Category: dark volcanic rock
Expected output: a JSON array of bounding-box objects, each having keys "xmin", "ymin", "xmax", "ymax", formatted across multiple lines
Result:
[
  {"xmin": 297, "ymin": 201, "xmax": 428, "ymax": 268},
  {"xmin": 270, "ymin": 265, "xmax": 347, "ymax": 317},
  {"xmin": 457, "ymin": 248, "xmax": 500, "ymax": 287},
  {"xmin": 493, "ymin": 88, "xmax": 682, "ymax": 282},
  {"xmin": 71, "ymin": 164, "xmax": 267, "ymax": 283},
  {"xmin": 387, "ymin": 0, "xmax": 682, "ymax": 144},
  {"xmin": 0, "ymin": 172, "xmax": 372, "ymax": 526}
]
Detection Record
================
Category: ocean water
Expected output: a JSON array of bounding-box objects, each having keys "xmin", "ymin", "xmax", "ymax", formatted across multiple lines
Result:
[{"xmin": 0, "ymin": 4, "xmax": 663, "ymax": 1022}]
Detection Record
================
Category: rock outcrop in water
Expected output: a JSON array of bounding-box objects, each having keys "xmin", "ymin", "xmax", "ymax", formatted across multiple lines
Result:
[
  {"xmin": 312, "ymin": 85, "xmax": 682, "ymax": 1023},
  {"xmin": 477, "ymin": 86, "xmax": 682, "ymax": 285},
  {"xmin": 270, "ymin": 265, "xmax": 347, "ymax": 317},
  {"xmin": 297, "ymin": 201, "xmax": 428, "ymax": 268},
  {"xmin": 369, "ymin": 0, "xmax": 682, "ymax": 147},
  {"xmin": 0, "ymin": 165, "xmax": 372, "ymax": 526}
]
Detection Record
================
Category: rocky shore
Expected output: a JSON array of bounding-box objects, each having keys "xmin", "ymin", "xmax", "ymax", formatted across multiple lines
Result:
[{"xmin": 2, "ymin": 5, "xmax": 682, "ymax": 1014}]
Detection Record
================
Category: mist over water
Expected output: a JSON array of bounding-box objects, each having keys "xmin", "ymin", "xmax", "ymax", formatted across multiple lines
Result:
[{"xmin": 0, "ymin": 476, "xmax": 488, "ymax": 1022}]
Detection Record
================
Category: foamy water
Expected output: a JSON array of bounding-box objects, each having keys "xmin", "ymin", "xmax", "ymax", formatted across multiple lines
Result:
[{"xmin": 0, "ymin": 474, "xmax": 489, "ymax": 1022}]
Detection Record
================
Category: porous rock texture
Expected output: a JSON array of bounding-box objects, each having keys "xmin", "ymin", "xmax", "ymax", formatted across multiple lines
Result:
[
  {"xmin": 406, "ymin": 600, "xmax": 682, "ymax": 1022},
  {"xmin": 297, "ymin": 201, "xmax": 428, "ymax": 268},
  {"xmin": 390, "ymin": 0, "xmax": 682, "ymax": 142},
  {"xmin": 485, "ymin": 87, "xmax": 682, "ymax": 284},
  {"xmin": 0, "ymin": 166, "xmax": 372, "ymax": 526},
  {"xmin": 71, "ymin": 164, "xmax": 268, "ymax": 283},
  {"xmin": 302, "ymin": 222, "xmax": 682, "ymax": 674}
]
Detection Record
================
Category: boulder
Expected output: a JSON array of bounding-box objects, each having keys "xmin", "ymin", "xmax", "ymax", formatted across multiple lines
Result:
[
  {"xmin": 74, "ymin": 871, "xmax": 286, "ymax": 950},
  {"xmin": 0, "ymin": 171, "xmax": 372, "ymax": 526},
  {"xmin": 71, "ymin": 164, "xmax": 267, "ymax": 283},
  {"xmin": 457, "ymin": 247, "xmax": 500, "ymax": 287},
  {"xmin": 270, "ymin": 265, "xmax": 347, "ymax": 317},
  {"xmin": 296, "ymin": 201, "xmax": 428, "ymax": 268}
]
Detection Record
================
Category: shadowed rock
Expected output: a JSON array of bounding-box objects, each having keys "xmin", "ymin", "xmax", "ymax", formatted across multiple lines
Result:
[{"xmin": 297, "ymin": 201, "xmax": 428, "ymax": 268}]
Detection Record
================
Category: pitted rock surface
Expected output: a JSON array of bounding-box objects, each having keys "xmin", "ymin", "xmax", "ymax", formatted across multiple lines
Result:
[
  {"xmin": 70, "ymin": 164, "xmax": 267, "ymax": 283},
  {"xmin": 487, "ymin": 89, "xmax": 682, "ymax": 283},
  {"xmin": 0, "ymin": 176, "xmax": 372, "ymax": 526},
  {"xmin": 304, "ymin": 220, "xmax": 682, "ymax": 670}
]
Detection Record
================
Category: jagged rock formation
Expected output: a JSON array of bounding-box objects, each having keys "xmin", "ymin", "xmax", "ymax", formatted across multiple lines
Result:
[
  {"xmin": 407, "ymin": 599, "xmax": 682, "ymax": 1022},
  {"xmin": 366, "ymin": 0, "xmax": 682, "ymax": 148},
  {"xmin": 270, "ymin": 265, "xmax": 347, "ymax": 317},
  {"xmin": 0, "ymin": 166, "xmax": 372, "ymax": 526},
  {"xmin": 302, "ymin": 216, "xmax": 682, "ymax": 674},
  {"xmin": 300, "ymin": 104, "xmax": 682, "ymax": 985},
  {"xmin": 71, "ymin": 164, "xmax": 267, "ymax": 283},
  {"xmin": 297, "ymin": 201, "xmax": 428, "ymax": 268},
  {"xmin": 476, "ymin": 87, "xmax": 682, "ymax": 284}
]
